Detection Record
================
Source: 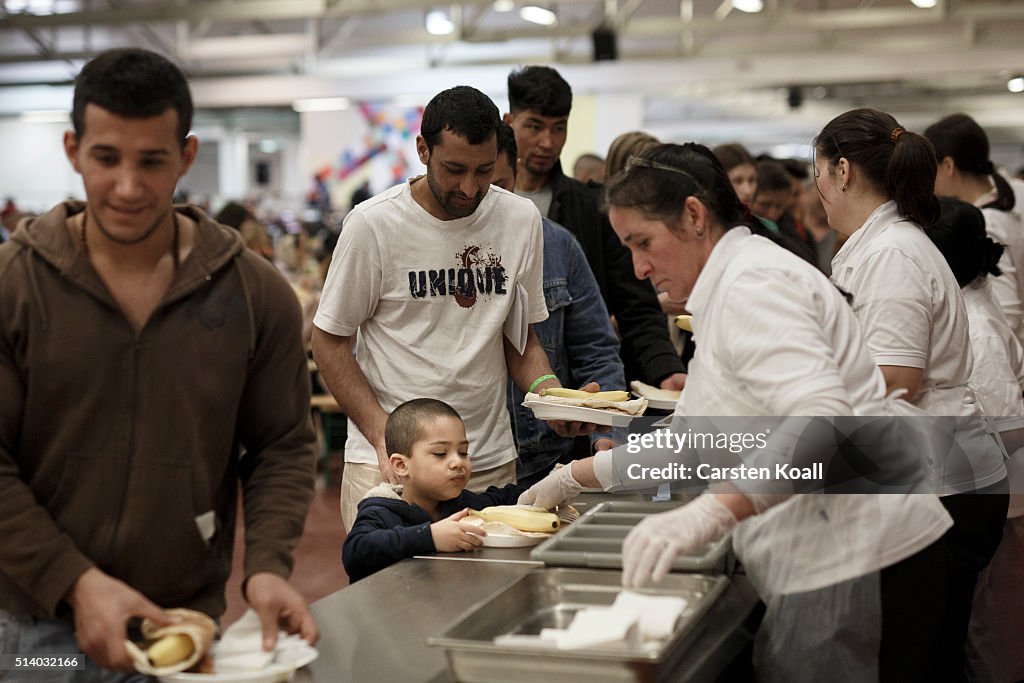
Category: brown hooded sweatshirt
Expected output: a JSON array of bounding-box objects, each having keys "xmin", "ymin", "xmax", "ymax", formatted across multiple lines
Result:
[{"xmin": 0, "ymin": 201, "xmax": 316, "ymax": 619}]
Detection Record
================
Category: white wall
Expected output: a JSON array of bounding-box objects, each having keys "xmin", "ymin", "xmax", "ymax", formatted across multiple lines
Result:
[{"xmin": 0, "ymin": 118, "xmax": 82, "ymax": 212}]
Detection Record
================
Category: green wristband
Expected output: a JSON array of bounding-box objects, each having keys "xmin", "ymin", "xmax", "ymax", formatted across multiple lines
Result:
[{"xmin": 528, "ymin": 374, "xmax": 558, "ymax": 393}]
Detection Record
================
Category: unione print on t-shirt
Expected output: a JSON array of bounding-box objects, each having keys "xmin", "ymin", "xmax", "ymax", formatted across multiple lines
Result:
[{"xmin": 407, "ymin": 244, "xmax": 508, "ymax": 308}]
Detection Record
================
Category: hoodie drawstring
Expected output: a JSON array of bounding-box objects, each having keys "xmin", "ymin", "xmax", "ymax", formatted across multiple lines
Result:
[{"xmin": 24, "ymin": 249, "xmax": 49, "ymax": 332}]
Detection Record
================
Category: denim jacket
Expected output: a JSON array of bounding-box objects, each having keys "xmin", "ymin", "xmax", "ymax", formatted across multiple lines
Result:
[{"xmin": 508, "ymin": 219, "xmax": 626, "ymax": 482}]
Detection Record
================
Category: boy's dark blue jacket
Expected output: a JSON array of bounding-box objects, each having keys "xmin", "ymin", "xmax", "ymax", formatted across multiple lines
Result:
[{"xmin": 342, "ymin": 483, "xmax": 525, "ymax": 582}]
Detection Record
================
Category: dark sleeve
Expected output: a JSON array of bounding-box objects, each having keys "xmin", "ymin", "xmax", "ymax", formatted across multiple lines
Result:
[
  {"xmin": 235, "ymin": 256, "xmax": 318, "ymax": 582},
  {"xmin": 342, "ymin": 510, "xmax": 436, "ymax": 583},
  {"xmin": 458, "ymin": 484, "xmax": 528, "ymax": 508},
  {"xmin": 599, "ymin": 212, "xmax": 684, "ymax": 384}
]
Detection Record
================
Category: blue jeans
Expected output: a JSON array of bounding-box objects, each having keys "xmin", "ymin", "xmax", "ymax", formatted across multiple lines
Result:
[{"xmin": 0, "ymin": 611, "xmax": 150, "ymax": 683}]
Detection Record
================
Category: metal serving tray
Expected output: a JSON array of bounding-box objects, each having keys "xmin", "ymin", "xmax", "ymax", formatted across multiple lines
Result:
[
  {"xmin": 530, "ymin": 501, "xmax": 733, "ymax": 574},
  {"xmin": 428, "ymin": 567, "xmax": 729, "ymax": 683}
]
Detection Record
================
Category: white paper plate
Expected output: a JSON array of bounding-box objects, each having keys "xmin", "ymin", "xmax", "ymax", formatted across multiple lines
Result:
[
  {"xmin": 159, "ymin": 646, "xmax": 318, "ymax": 683},
  {"xmin": 479, "ymin": 532, "xmax": 551, "ymax": 548},
  {"xmin": 642, "ymin": 397, "xmax": 678, "ymax": 411},
  {"xmin": 523, "ymin": 401, "xmax": 638, "ymax": 427}
]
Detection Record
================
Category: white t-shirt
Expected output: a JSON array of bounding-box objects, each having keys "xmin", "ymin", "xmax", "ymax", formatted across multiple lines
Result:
[
  {"xmin": 974, "ymin": 190, "xmax": 1024, "ymax": 343},
  {"xmin": 679, "ymin": 227, "xmax": 951, "ymax": 597},
  {"xmin": 831, "ymin": 200, "xmax": 1006, "ymax": 494},
  {"xmin": 314, "ymin": 181, "xmax": 547, "ymax": 470}
]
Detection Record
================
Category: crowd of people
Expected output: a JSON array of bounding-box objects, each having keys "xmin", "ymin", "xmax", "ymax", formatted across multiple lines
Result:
[{"xmin": 2, "ymin": 46, "xmax": 1024, "ymax": 683}]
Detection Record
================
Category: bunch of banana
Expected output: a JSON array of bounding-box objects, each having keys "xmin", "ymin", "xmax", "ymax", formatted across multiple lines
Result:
[
  {"xmin": 540, "ymin": 387, "xmax": 631, "ymax": 402},
  {"xmin": 470, "ymin": 506, "xmax": 560, "ymax": 532}
]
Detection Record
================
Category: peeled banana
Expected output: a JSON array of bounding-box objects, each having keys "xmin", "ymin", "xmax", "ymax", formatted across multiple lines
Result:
[
  {"xmin": 470, "ymin": 506, "xmax": 560, "ymax": 532},
  {"xmin": 540, "ymin": 387, "xmax": 631, "ymax": 402},
  {"xmin": 147, "ymin": 634, "xmax": 195, "ymax": 668}
]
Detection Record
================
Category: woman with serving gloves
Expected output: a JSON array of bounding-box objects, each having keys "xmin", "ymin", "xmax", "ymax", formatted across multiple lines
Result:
[{"xmin": 519, "ymin": 141, "xmax": 952, "ymax": 681}]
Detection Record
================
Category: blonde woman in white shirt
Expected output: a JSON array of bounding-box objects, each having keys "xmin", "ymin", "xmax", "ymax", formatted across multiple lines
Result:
[
  {"xmin": 520, "ymin": 142, "xmax": 952, "ymax": 681},
  {"xmin": 926, "ymin": 198, "xmax": 1024, "ymax": 683},
  {"xmin": 925, "ymin": 113, "xmax": 1024, "ymax": 344},
  {"xmin": 814, "ymin": 108, "xmax": 1009, "ymax": 681}
]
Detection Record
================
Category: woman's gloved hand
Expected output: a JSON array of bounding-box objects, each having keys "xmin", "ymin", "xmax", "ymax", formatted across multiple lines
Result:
[
  {"xmin": 517, "ymin": 464, "xmax": 584, "ymax": 509},
  {"xmin": 622, "ymin": 494, "xmax": 738, "ymax": 587}
]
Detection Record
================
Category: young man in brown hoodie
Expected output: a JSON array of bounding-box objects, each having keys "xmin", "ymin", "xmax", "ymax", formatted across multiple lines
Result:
[{"xmin": 0, "ymin": 48, "xmax": 318, "ymax": 678}]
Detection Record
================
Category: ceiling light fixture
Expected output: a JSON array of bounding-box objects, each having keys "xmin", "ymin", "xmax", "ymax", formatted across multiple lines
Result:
[
  {"xmin": 19, "ymin": 109, "xmax": 68, "ymax": 123},
  {"xmin": 292, "ymin": 97, "xmax": 351, "ymax": 113},
  {"xmin": 1008, "ymin": 76, "xmax": 1024, "ymax": 93},
  {"xmin": 493, "ymin": 0, "xmax": 515, "ymax": 12},
  {"xmin": 731, "ymin": 0, "xmax": 764, "ymax": 12},
  {"xmin": 909, "ymin": 0, "xmax": 937, "ymax": 8},
  {"xmin": 425, "ymin": 9, "xmax": 455, "ymax": 35},
  {"xmin": 519, "ymin": 6, "xmax": 557, "ymax": 25}
]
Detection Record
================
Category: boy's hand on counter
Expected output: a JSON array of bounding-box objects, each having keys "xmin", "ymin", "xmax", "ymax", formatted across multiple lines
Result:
[{"xmin": 432, "ymin": 508, "xmax": 485, "ymax": 552}]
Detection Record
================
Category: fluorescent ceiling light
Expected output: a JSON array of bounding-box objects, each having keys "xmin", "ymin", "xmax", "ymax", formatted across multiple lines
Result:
[
  {"xmin": 425, "ymin": 9, "xmax": 454, "ymax": 35},
  {"xmin": 732, "ymin": 0, "xmax": 764, "ymax": 12},
  {"xmin": 519, "ymin": 6, "xmax": 556, "ymax": 25},
  {"xmin": 19, "ymin": 109, "xmax": 69, "ymax": 123},
  {"xmin": 493, "ymin": 0, "xmax": 515, "ymax": 11},
  {"xmin": 910, "ymin": 0, "xmax": 937, "ymax": 7},
  {"xmin": 1008, "ymin": 76, "xmax": 1024, "ymax": 93},
  {"xmin": 292, "ymin": 97, "xmax": 351, "ymax": 112}
]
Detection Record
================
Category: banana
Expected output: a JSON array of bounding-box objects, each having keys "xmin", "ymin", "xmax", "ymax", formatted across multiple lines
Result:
[
  {"xmin": 470, "ymin": 506, "xmax": 560, "ymax": 532},
  {"xmin": 147, "ymin": 634, "xmax": 195, "ymax": 668},
  {"xmin": 540, "ymin": 387, "xmax": 631, "ymax": 402},
  {"xmin": 675, "ymin": 315, "xmax": 693, "ymax": 332}
]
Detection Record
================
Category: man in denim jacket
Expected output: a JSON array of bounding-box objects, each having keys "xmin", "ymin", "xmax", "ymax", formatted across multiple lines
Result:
[{"xmin": 493, "ymin": 124, "xmax": 626, "ymax": 485}]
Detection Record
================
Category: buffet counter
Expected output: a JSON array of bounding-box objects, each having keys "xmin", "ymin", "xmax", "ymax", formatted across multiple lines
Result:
[{"xmin": 304, "ymin": 493, "xmax": 761, "ymax": 682}]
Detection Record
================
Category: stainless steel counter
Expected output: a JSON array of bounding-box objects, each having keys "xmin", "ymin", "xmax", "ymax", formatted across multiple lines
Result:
[{"xmin": 305, "ymin": 492, "xmax": 759, "ymax": 681}]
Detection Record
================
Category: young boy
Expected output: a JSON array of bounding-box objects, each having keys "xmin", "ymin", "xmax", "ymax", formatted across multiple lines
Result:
[{"xmin": 342, "ymin": 399, "xmax": 525, "ymax": 582}]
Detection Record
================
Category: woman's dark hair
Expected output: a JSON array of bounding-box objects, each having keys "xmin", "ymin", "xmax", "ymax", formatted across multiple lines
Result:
[
  {"xmin": 73, "ymin": 48, "xmax": 193, "ymax": 146},
  {"xmin": 420, "ymin": 86, "xmax": 500, "ymax": 152},
  {"xmin": 506, "ymin": 65, "xmax": 572, "ymax": 117},
  {"xmin": 712, "ymin": 143, "xmax": 755, "ymax": 173},
  {"xmin": 924, "ymin": 113, "xmax": 1015, "ymax": 212},
  {"xmin": 755, "ymin": 160, "xmax": 792, "ymax": 193},
  {"xmin": 925, "ymin": 197, "xmax": 1003, "ymax": 288},
  {"xmin": 214, "ymin": 201, "xmax": 254, "ymax": 230},
  {"xmin": 815, "ymin": 108, "xmax": 940, "ymax": 227},
  {"xmin": 604, "ymin": 142, "xmax": 748, "ymax": 231}
]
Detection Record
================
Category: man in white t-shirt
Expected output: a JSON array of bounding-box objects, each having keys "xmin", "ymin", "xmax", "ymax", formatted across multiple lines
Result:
[{"xmin": 312, "ymin": 86, "xmax": 596, "ymax": 529}]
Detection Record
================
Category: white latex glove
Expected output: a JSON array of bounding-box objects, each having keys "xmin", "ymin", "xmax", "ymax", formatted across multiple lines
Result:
[
  {"xmin": 622, "ymin": 494, "xmax": 738, "ymax": 588},
  {"xmin": 517, "ymin": 464, "xmax": 583, "ymax": 509}
]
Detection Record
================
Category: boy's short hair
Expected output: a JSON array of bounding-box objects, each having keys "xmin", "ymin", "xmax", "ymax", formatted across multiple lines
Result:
[
  {"xmin": 506, "ymin": 65, "xmax": 572, "ymax": 117},
  {"xmin": 385, "ymin": 399, "xmax": 464, "ymax": 456},
  {"xmin": 72, "ymin": 47, "xmax": 193, "ymax": 146},
  {"xmin": 496, "ymin": 121, "xmax": 518, "ymax": 170},
  {"xmin": 420, "ymin": 86, "xmax": 500, "ymax": 152}
]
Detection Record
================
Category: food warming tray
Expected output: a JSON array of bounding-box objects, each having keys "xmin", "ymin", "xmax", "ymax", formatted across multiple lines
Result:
[
  {"xmin": 428, "ymin": 567, "xmax": 729, "ymax": 683},
  {"xmin": 530, "ymin": 501, "xmax": 733, "ymax": 574}
]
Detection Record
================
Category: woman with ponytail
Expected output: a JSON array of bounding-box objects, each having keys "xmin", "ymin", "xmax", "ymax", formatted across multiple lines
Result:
[
  {"xmin": 927, "ymin": 198, "xmax": 1024, "ymax": 683},
  {"xmin": 815, "ymin": 108, "xmax": 1008, "ymax": 681},
  {"xmin": 925, "ymin": 112, "xmax": 1024, "ymax": 343}
]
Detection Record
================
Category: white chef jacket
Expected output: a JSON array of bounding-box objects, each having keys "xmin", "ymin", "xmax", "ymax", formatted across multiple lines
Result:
[
  {"xmin": 830, "ymin": 201, "xmax": 1006, "ymax": 494},
  {"xmin": 974, "ymin": 187, "xmax": 1024, "ymax": 343},
  {"xmin": 677, "ymin": 226, "xmax": 951, "ymax": 598},
  {"xmin": 963, "ymin": 278, "xmax": 1024, "ymax": 517}
]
